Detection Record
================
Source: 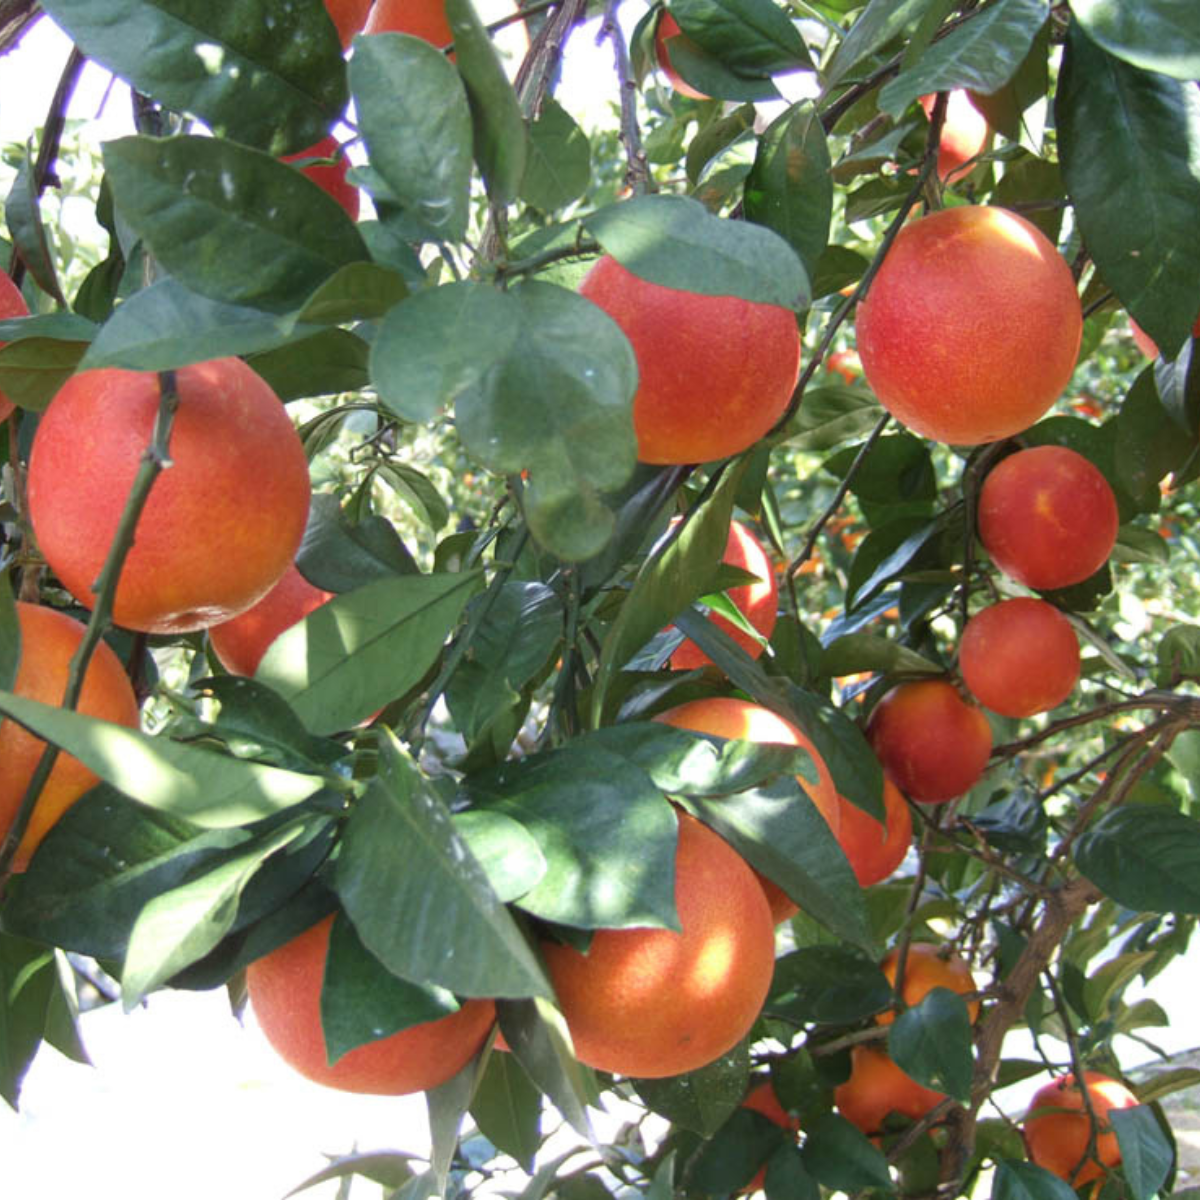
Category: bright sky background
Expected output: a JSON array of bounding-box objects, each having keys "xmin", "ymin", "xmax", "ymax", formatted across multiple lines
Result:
[{"xmin": 1, "ymin": 10, "xmax": 1198, "ymax": 1200}]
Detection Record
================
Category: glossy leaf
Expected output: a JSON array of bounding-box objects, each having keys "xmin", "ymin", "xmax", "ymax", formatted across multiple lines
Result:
[
  {"xmin": 820, "ymin": 632, "xmax": 941, "ymax": 678},
  {"xmin": 332, "ymin": 739, "xmax": 552, "ymax": 999},
  {"xmin": 254, "ymin": 570, "xmax": 482, "ymax": 735},
  {"xmin": 469, "ymin": 1050, "xmax": 543, "ymax": 1172},
  {"xmin": 5, "ymin": 154, "xmax": 64, "ymax": 304},
  {"xmin": 1074, "ymin": 806, "xmax": 1200, "ymax": 913},
  {"xmin": 992, "ymin": 1159, "xmax": 1082, "ymax": 1200},
  {"xmin": 801, "ymin": 1112, "xmax": 894, "ymax": 1191},
  {"xmin": 824, "ymin": 0, "xmax": 930, "ymax": 88},
  {"xmin": 0, "ymin": 934, "xmax": 55, "ymax": 1109},
  {"xmin": 521, "ymin": 98, "xmax": 591, "ymax": 212},
  {"xmin": 0, "ymin": 574, "xmax": 17, "ymax": 694},
  {"xmin": 584, "ymin": 193, "xmax": 809, "ymax": 309},
  {"xmin": 452, "ymin": 809, "xmax": 547, "ymax": 903},
  {"xmin": 769, "ymin": 947, "xmax": 892, "ymax": 1025},
  {"xmin": 878, "ymin": 0, "xmax": 1049, "ymax": 118},
  {"xmin": 103, "ymin": 136, "xmax": 369, "ymax": 315},
  {"xmin": 744, "ymin": 101, "xmax": 832, "ymax": 284},
  {"xmin": 632, "ymin": 1042, "xmax": 750, "ymax": 1136},
  {"xmin": 0, "ymin": 336, "xmax": 89, "ymax": 412},
  {"xmin": 296, "ymin": 493, "xmax": 419, "ymax": 594},
  {"xmin": 1068, "ymin": 0, "xmax": 1200, "ymax": 81},
  {"xmin": 671, "ymin": 0, "xmax": 815, "ymax": 76},
  {"xmin": 38, "ymin": 0, "xmax": 346, "ymax": 154},
  {"xmin": 690, "ymin": 1106, "xmax": 793, "ymax": 1193},
  {"xmin": 247, "ymin": 328, "xmax": 369, "ymax": 401},
  {"xmin": 887, "ymin": 987, "xmax": 974, "ymax": 1103},
  {"xmin": 1057, "ymin": 24, "xmax": 1200, "ymax": 358}
]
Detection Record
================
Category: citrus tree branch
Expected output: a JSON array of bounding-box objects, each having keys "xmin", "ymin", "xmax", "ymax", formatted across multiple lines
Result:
[{"xmin": 598, "ymin": 0, "xmax": 652, "ymax": 195}]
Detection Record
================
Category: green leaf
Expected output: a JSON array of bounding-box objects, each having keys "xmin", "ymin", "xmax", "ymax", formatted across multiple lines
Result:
[
  {"xmin": 466, "ymin": 743, "xmax": 679, "ymax": 930},
  {"xmin": 1068, "ymin": 0, "xmax": 1200, "ymax": 82},
  {"xmin": 1081, "ymin": 951, "xmax": 1157, "ymax": 1024},
  {"xmin": 103, "ymin": 135, "xmax": 369, "ymax": 315},
  {"xmin": 1057, "ymin": 23, "xmax": 1200, "ymax": 358},
  {"xmin": 801, "ymin": 1112, "xmax": 894, "ymax": 1191},
  {"xmin": 446, "ymin": 0, "xmax": 527, "ymax": 205},
  {"xmin": 121, "ymin": 819, "xmax": 310, "ymax": 1006},
  {"xmin": 1133, "ymin": 1068, "xmax": 1200, "ymax": 1106},
  {"xmin": 290, "ymin": 262, "xmax": 410, "ymax": 326},
  {"xmin": 1115, "ymin": 370, "xmax": 1185, "ymax": 513},
  {"xmin": 246, "ymin": 327, "xmax": 369, "ymax": 401},
  {"xmin": 690, "ymin": 1106, "xmax": 793, "ymax": 1193},
  {"xmin": 0, "ymin": 336, "xmax": 89, "ymax": 412},
  {"xmin": 321, "ymin": 910, "xmax": 457, "ymax": 1065},
  {"xmin": 784, "ymin": 386, "xmax": 881, "ymax": 451},
  {"xmin": 296, "ymin": 493, "xmax": 419, "ymax": 593},
  {"xmin": 452, "ymin": 809, "xmax": 547, "ymax": 903},
  {"xmin": 584, "ymin": 193, "xmax": 809, "ymax": 309},
  {"xmin": 521, "ymin": 97, "xmax": 591, "ymax": 212},
  {"xmin": 254, "ymin": 570, "xmax": 482, "ymax": 735},
  {"xmin": 39, "ymin": 0, "xmax": 346, "ymax": 154},
  {"xmin": 0, "ymin": 573, "xmax": 17, "ymax": 693},
  {"xmin": 349, "ymin": 32, "xmax": 473, "ymax": 241},
  {"xmin": 820, "ymin": 633, "xmax": 941, "ymax": 678},
  {"xmin": 81, "ymin": 278, "xmax": 323, "ymax": 371},
  {"xmin": 691, "ymin": 776, "xmax": 872, "ymax": 949},
  {"xmin": 0, "ymin": 689, "xmax": 325, "ymax": 826},
  {"xmin": 765, "ymin": 1147, "xmax": 820, "ymax": 1200},
  {"xmin": 672, "ymin": 0, "xmax": 815, "ymax": 76},
  {"xmin": 0, "ymin": 933, "xmax": 55, "ymax": 1109},
  {"xmin": 427, "ymin": 1053, "xmax": 481, "ymax": 1196},
  {"xmin": 887, "ymin": 987, "xmax": 973, "ymax": 1103},
  {"xmin": 878, "ymin": 0, "xmax": 1050, "ymax": 118},
  {"xmin": 469, "ymin": 1050, "xmax": 543, "ymax": 1172},
  {"xmin": 5, "ymin": 153, "xmax": 65, "ymax": 304},
  {"xmin": 744, "ymin": 101, "xmax": 832, "ymax": 285},
  {"xmin": 332, "ymin": 738, "xmax": 553, "ymax": 999},
  {"xmin": 1074, "ymin": 805, "xmax": 1200, "ymax": 913},
  {"xmin": 769, "ymin": 946, "xmax": 892, "ymax": 1025},
  {"xmin": 632, "ymin": 1041, "xmax": 750, "ymax": 1136},
  {"xmin": 454, "ymin": 280, "xmax": 639, "ymax": 562},
  {"xmin": 283, "ymin": 1152, "xmax": 419, "ymax": 1199},
  {"xmin": 824, "ymin": 0, "xmax": 931, "ymax": 88},
  {"xmin": 845, "ymin": 517, "xmax": 941, "ymax": 611},
  {"xmin": 992, "ymin": 1159, "xmax": 1080, "ymax": 1200},
  {"xmin": 372, "ymin": 282, "xmax": 521, "ymax": 424}
]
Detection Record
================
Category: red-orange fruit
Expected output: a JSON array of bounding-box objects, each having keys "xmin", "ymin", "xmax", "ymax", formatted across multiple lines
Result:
[
  {"xmin": 27, "ymin": 358, "xmax": 311, "ymax": 635},
  {"xmin": 856, "ymin": 206, "xmax": 1082, "ymax": 445},
  {"xmin": 0, "ymin": 602, "xmax": 141, "ymax": 870},
  {"xmin": 209, "ymin": 563, "xmax": 335, "ymax": 677},
  {"xmin": 835, "ymin": 1044, "xmax": 946, "ymax": 1135},
  {"xmin": 668, "ymin": 519, "xmax": 778, "ymax": 670},
  {"xmin": 959, "ymin": 598, "xmax": 1080, "ymax": 718},
  {"xmin": 325, "ymin": 0, "xmax": 374, "ymax": 46},
  {"xmin": 654, "ymin": 697, "xmax": 840, "ymax": 923},
  {"xmin": 365, "ymin": 0, "xmax": 454, "ymax": 46},
  {"xmin": 579, "ymin": 256, "xmax": 802, "ymax": 465},
  {"xmin": 247, "ymin": 914, "xmax": 496, "ymax": 1094},
  {"xmin": 834, "ymin": 776, "xmax": 912, "ymax": 887},
  {"xmin": 654, "ymin": 12, "xmax": 708, "ymax": 100},
  {"xmin": 542, "ymin": 811, "xmax": 776, "ymax": 1078},
  {"xmin": 282, "ymin": 134, "xmax": 360, "ymax": 221},
  {"xmin": 919, "ymin": 91, "xmax": 990, "ymax": 183},
  {"xmin": 976, "ymin": 445, "xmax": 1119, "ymax": 591},
  {"xmin": 0, "ymin": 272, "xmax": 30, "ymax": 422},
  {"xmin": 741, "ymin": 1079, "xmax": 802, "ymax": 1191},
  {"xmin": 866, "ymin": 680, "xmax": 992, "ymax": 805},
  {"xmin": 825, "ymin": 348, "xmax": 862, "ymax": 384},
  {"xmin": 877, "ymin": 942, "xmax": 980, "ymax": 1025},
  {"xmin": 1023, "ymin": 1071, "xmax": 1139, "ymax": 1187},
  {"xmin": 1129, "ymin": 313, "xmax": 1200, "ymax": 359}
]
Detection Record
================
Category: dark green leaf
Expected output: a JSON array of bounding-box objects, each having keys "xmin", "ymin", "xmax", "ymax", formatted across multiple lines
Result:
[
  {"xmin": 744, "ymin": 101, "xmax": 832, "ymax": 284},
  {"xmin": 254, "ymin": 570, "xmax": 482, "ymax": 735},
  {"xmin": 0, "ymin": 573, "xmax": 17, "ymax": 693},
  {"xmin": 769, "ymin": 946, "xmax": 892, "ymax": 1024},
  {"xmin": 801, "ymin": 1112, "xmax": 894, "ymax": 1191},
  {"xmin": 452, "ymin": 809, "xmax": 547, "ymax": 903},
  {"xmin": 584, "ymin": 193, "xmax": 808, "ymax": 309},
  {"xmin": 1117, "ymin": 368, "xmax": 1188, "ymax": 513},
  {"xmin": 784, "ymin": 386, "xmax": 881, "ymax": 450},
  {"xmin": 824, "ymin": 0, "xmax": 930, "ymax": 88},
  {"xmin": 0, "ymin": 336, "xmax": 89, "ymax": 411},
  {"xmin": 296, "ymin": 493, "xmax": 419, "ymax": 593},
  {"xmin": 469, "ymin": 1050, "xmax": 542, "ymax": 1172},
  {"xmin": 878, "ymin": 0, "xmax": 1049, "ymax": 118},
  {"xmin": 521, "ymin": 98, "xmax": 591, "ymax": 212},
  {"xmin": 845, "ymin": 517, "xmax": 941, "ymax": 611},
  {"xmin": 291, "ymin": 262, "xmax": 410, "ymax": 326},
  {"xmin": 887, "ymin": 987, "xmax": 974, "ymax": 1102},
  {"xmin": 0, "ymin": 934, "xmax": 55, "ymax": 1109},
  {"xmin": 1074, "ymin": 805, "xmax": 1200, "ymax": 913},
  {"xmin": 5, "ymin": 153, "xmax": 64, "ymax": 304},
  {"xmin": 820, "ymin": 633, "xmax": 941, "ymax": 678},
  {"xmin": 672, "ymin": 0, "xmax": 815, "ymax": 76},
  {"xmin": 445, "ymin": 0, "xmax": 527, "ymax": 204},
  {"xmin": 992, "ymin": 1159, "xmax": 1082, "ymax": 1200},
  {"xmin": 40, "ymin": 0, "xmax": 346, "ymax": 153},
  {"xmin": 632, "ymin": 1041, "xmax": 750, "ymax": 1135},
  {"xmin": 103, "ymin": 136, "xmax": 369, "ymax": 315},
  {"xmin": 427, "ymin": 1053, "xmax": 481, "ymax": 1196},
  {"xmin": 246, "ymin": 327, "xmax": 369, "ymax": 401},
  {"xmin": 332, "ymin": 738, "xmax": 552, "ymax": 999},
  {"xmin": 1057, "ymin": 24, "xmax": 1200, "ymax": 358},
  {"xmin": 690, "ymin": 1107, "xmax": 792, "ymax": 1193},
  {"xmin": 1068, "ymin": 0, "xmax": 1200, "ymax": 81},
  {"xmin": 321, "ymin": 910, "xmax": 457, "ymax": 1064}
]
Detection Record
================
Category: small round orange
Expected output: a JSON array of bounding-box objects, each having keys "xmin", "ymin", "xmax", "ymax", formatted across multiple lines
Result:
[
  {"xmin": 247, "ymin": 914, "xmax": 496, "ymax": 1094},
  {"xmin": 877, "ymin": 943, "xmax": 980, "ymax": 1025},
  {"xmin": 833, "ymin": 777, "xmax": 912, "ymax": 887},
  {"xmin": 834, "ymin": 1044, "xmax": 946, "ymax": 1135}
]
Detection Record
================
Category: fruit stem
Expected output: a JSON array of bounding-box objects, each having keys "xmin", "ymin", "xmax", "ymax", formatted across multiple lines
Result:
[{"xmin": 0, "ymin": 371, "xmax": 180, "ymax": 878}]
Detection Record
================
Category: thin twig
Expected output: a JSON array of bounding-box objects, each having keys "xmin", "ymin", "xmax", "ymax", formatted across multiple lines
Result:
[{"xmin": 598, "ymin": 0, "xmax": 652, "ymax": 195}]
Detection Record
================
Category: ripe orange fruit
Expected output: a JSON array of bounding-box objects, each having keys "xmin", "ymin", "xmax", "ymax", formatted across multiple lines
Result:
[
  {"xmin": 579, "ymin": 256, "xmax": 802, "ymax": 465},
  {"xmin": 654, "ymin": 12, "xmax": 708, "ymax": 100},
  {"xmin": 834, "ymin": 776, "xmax": 912, "ymax": 887},
  {"xmin": 0, "ymin": 272, "xmax": 30, "ymax": 422},
  {"xmin": 542, "ymin": 811, "xmax": 775, "ymax": 1078},
  {"xmin": 247, "ymin": 914, "xmax": 496, "ymax": 1094},
  {"xmin": 856, "ymin": 205, "xmax": 1082, "ymax": 445},
  {"xmin": 959, "ymin": 598, "xmax": 1080, "ymax": 718},
  {"xmin": 742, "ymin": 1079, "xmax": 802, "ymax": 1191},
  {"xmin": 835, "ymin": 1044, "xmax": 946, "ymax": 1135},
  {"xmin": 825, "ymin": 348, "xmax": 862, "ymax": 384},
  {"xmin": 1023, "ymin": 1071, "xmax": 1139, "ymax": 1187},
  {"xmin": 668, "ymin": 518, "xmax": 778, "ymax": 670},
  {"xmin": 27, "ymin": 358, "xmax": 312, "ymax": 635},
  {"xmin": 866, "ymin": 679, "xmax": 992, "ymax": 805},
  {"xmin": 877, "ymin": 943, "xmax": 980, "ymax": 1025},
  {"xmin": 282, "ymin": 134, "xmax": 360, "ymax": 220},
  {"xmin": 653, "ymin": 697, "xmax": 840, "ymax": 923},
  {"xmin": 976, "ymin": 445, "xmax": 1119, "ymax": 591},
  {"xmin": 209, "ymin": 563, "xmax": 335, "ymax": 676},
  {"xmin": 364, "ymin": 0, "xmax": 453, "ymax": 46},
  {"xmin": 324, "ymin": 0, "xmax": 374, "ymax": 46},
  {"xmin": 0, "ymin": 602, "xmax": 141, "ymax": 870},
  {"xmin": 919, "ymin": 91, "xmax": 990, "ymax": 184}
]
